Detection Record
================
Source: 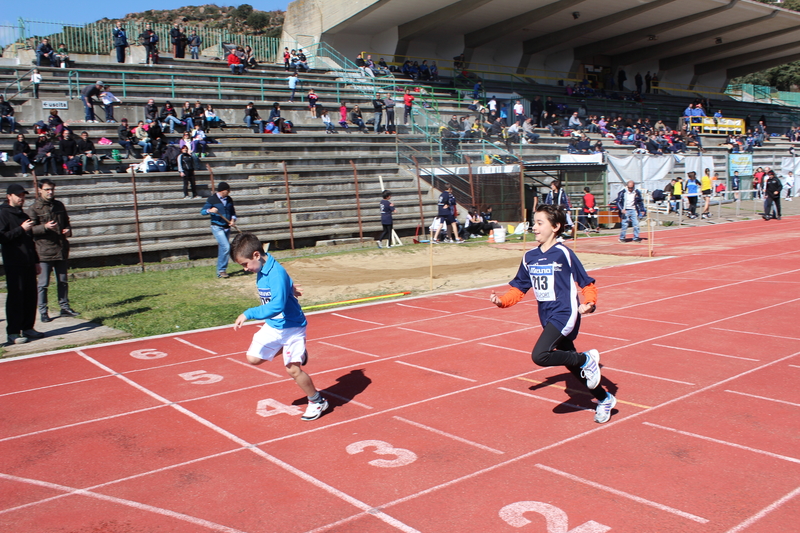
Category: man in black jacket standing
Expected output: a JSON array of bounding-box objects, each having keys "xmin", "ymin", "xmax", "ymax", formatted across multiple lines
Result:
[
  {"xmin": 0, "ymin": 184, "xmax": 43, "ymax": 345},
  {"xmin": 112, "ymin": 21, "xmax": 128, "ymax": 63},
  {"xmin": 25, "ymin": 179, "xmax": 79, "ymax": 323}
]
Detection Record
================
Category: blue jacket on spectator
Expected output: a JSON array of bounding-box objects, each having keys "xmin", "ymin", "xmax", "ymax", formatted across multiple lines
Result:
[{"xmin": 201, "ymin": 193, "xmax": 236, "ymax": 228}]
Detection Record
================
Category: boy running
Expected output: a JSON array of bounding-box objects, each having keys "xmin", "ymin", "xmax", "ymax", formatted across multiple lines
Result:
[
  {"xmin": 490, "ymin": 204, "xmax": 616, "ymax": 423},
  {"xmin": 231, "ymin": 232, "xmax": 328, "ymax": 421}
]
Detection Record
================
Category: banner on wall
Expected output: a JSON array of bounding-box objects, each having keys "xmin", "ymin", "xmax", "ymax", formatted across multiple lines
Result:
[
  {"xmin": 729, "ymin": 154, "xmax": 753, "ymax": 176},
  {"xmin": 780, "ymin": 156, "xmax": 800, "ymax": 178},
  {"xmin": 606, "ymin": 154, "xmax": 675, "ymax": 198},
  {"xmin": 683, "ymin": 155, "xmax": 715, "ymax": 177}
]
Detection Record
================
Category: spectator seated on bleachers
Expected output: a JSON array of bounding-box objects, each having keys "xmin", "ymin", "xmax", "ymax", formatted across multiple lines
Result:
[
  {"xmin": 522, "ymin": 118, "xmax": 540, "ymax": 144},
  {"xmin": 568, "ymin": 112, "xmax": 584, "ymax": 132},
  {"xmin": 35, "ymin": 38, "xmax": 56, "ymax": 66},
  {"xmin": 544, "ymin": 113, "xmax": 563, "ymax": 137},
  {"xmin": 356, "ymin": 53, "xmax": 374, "ymax": 77}
]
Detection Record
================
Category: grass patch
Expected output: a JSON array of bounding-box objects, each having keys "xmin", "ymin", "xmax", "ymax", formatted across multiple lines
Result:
[{"xmin": 69, "ymin": 265, "xmax": 255, "ymax": 338}]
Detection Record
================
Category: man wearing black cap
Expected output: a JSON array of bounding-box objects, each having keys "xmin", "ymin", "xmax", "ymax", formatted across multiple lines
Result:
[
  {"xmin": 201, "ymin": 182, "xmax": 237, "ymax": 278},
  {"xmin": 80, "ymin": 80, "xmax": 104, "ymax": 123},
  {"xmin": 0, "ymin": 184, "xmax": 44, "ymax": 344}
]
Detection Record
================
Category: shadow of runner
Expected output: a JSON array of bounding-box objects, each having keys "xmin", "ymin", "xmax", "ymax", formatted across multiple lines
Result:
[
  {"xmin": 292, "ymin": 369, "xmax": 372, "ymax": 414},
  {"xmin": 90, "ymin": 307, "xmax": 152, "ymax": 325},
  {"xmin": 528, "ymin": 370, "xmax": 619, "ymax": 415}
]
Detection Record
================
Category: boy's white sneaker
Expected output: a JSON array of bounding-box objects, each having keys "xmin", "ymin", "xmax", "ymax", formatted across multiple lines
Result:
[
  {"xmin": 594, "ymin": 393, "xmax": 616, "ymax": 424},
  {"xmin": 581, "ymin": 349, "xmax": 601, "ymax": 389},
  {"xmin": 301, "ymin": 399, "xmax": 328, "ymax": 421}
]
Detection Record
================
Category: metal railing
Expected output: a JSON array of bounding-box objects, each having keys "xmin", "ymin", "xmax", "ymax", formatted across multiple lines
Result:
[
  {"xmin": 1, "ymin": 66, "xmax": 35, "ymax": 99},
  {"xmin": 11, "ymin": 18, "xmax": 280, "ymax": 63}
]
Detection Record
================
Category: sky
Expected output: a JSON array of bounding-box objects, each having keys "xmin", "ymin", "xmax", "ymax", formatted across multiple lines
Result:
[{"xmin": 2, "ymin": 1, "xmax": 290, "ymax": 27}]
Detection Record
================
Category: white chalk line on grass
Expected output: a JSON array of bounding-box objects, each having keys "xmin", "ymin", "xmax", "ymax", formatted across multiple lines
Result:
[
  {"xmin": 534, "ymin": 463, "xmax": 709, "ymax": 523},
  {"xmin": 331, "ymin": 313, "xmax": 384, "ymax": 326},
  {"xmin": 0, "ymin": 472, "xmax": 249, "ymax": 533},
  {"xmin": 174, "ymin": 337, "xmax": 218, "ymax": 355},
  {"xmin": 392, "ymin": 416, "xmax": 504, "ymax": 455},
  {"xmin": 73, "ymin": 350, "xmax": 421, "ymax": 533},
  {"xmin": 653, "ymin": 344, "xmax": 759, "ymax": 362},
  {"xmin": 711, "ymin": 327, "xmax": 800, "ymax": 342},
  {"xmin": 724, "ymin": 389, "xmax": 800, "ymax": 408},
  {"xmin": 396, "ymin": 303, "xmax": 451, "ymax": 314},
  {"xmin": 642, "ymin": 422, "xmax": 800, "ymax": 464},
  {"xmin": 395, "ymin": 361, "xmax": 477, "ymax": 382},
  {"xmin": 724, "ymin": 485, "xmax": 800, "ymax": 533},
  {"xmin": 497, "ymin": 387, "xmax": 592, "ymax": 412},
  {"xmin": 225, "ymin": 357, "xmax": 283, "ymax": 378}
]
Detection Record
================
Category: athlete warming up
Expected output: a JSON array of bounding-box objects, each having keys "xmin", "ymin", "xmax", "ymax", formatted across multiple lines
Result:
[{"xmin": 490, "ymin": 204, "xmax": 616, "ymax": 423}]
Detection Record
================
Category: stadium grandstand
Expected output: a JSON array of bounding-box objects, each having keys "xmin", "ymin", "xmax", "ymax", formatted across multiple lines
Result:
[{"xmin": 1, "ymin": 0, "xmax": 799, "ymax": 267}]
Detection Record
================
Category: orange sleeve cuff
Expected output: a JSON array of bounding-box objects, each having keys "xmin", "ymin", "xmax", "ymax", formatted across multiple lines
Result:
[
  {"xmin": 581, "ymin": 283, "xmax": 598, "ymax": 306},
  {"xmin": 498, "ymin": 287, "xmax": 526, "ymax": 308}
]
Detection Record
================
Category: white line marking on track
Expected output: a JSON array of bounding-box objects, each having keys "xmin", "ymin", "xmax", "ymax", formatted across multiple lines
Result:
[
  {"xmin": 464, "ymin": 314, "xmax": 530, "ymax": 326},
  {"xmin": 724, "ymin": 485, "xmax": 800, "ymax": 533},
  {"xmin": 534, "ymin": 464, "xmax": 709, "ymax": 524},
  {"xmin": 124, "ymin": 351, "xmax": 246, "ymax": 374},
  {"xmin": 396, "ymin": 327, "xmax": 461, "ymax": 340},
  {"xmin": 393, "ymin": 416, "xmax": 504, "ymax": 454},
  {"xmin": 0, "ymin": 405, "xmax": 168, "ymax": 443},
  {"xmin": 653, "ymin": 344, "xmax": 760, "ymax": 362},
  {"xmin": 325, "ymin": 391, "xmax": 373, "ymax": 410},
  {"xmin": 642, "ymin": 422, "xmax": 800, "ymax": 464},
  {"xmin": 479, "ymin": 342, "xmax": 530, "ymax": 354},
  {"xmin": 790, "ymin": 364, "xmax": 800, "ymax": 369},
  {"xmin": 711, "ymin": 327, "xmax": 800, "ymax": 342},
  {"xmin": 226, "ymin": 357, "xmax": 284, "ymax": 377},
  {"xmin": 0, "ymin": 374, "xmax": 113, "ymax": 398},
  {"xmin": 725, "ymin": 389, "xmax": 800, "ymax": 408},
  {"xmin": 331, "ymin": 312, "xmax": 384, "ymax": 326},
  {"xmin": 579, "ymin": 331, "xmax": 630, "ymax": 341},
  {"xmin": 601, "ymin": 366, "xmax": 696, "ymax": 385},
  {"xmin": 395, "ymin": 361, "xmax": 477, "ymax": 382},
  {"xmin": 610, "ymin": 315, "xmax": 688, "ymax": 326},
  {"xmin": 396, "ymin": 303, "xmax": 451, "ymax": 314},
  {"xmin": 453, "ymin": 293, "xmax": 490, "ymax": 301},
  {"xmin": 0, "ymin": 472, "xmax": 249, "ymax": 532},
  {"xmin": 175, "ymin": 337, "xmax": 218, "ymax": 354},
  {"xmin": 317, "ymin": 341, "xmax": 380, "ymax": 358},
  {"xmin": 497, "ymin": 387, "xmax": 592, "ymax": 412},
  {"xmin": 75, "ymin": 351, "xmax": 420, "ymax": 533}
]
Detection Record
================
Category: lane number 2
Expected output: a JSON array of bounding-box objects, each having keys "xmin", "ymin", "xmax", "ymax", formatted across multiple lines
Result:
[
  {"xmin": 346, "ymin": 440, "xmax": 417, "ymax": 468},
  {"xmin": 500, "ymin": 501, "xmax": 611, "ymax": 532},
  {"xmin": 178, "ymin": 370, "xmax": 223, "ymax": 385}
]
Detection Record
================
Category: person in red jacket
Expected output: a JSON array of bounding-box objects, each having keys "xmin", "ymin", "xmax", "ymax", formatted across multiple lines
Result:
[
  {"xmin": 403, "ymin": 87, "xmax": 414, "ymax": 125},
  {"xmin": 228, "ymin": 49, "xmax": 244, "ymax": 75},
  {"xmin": 579, "ymin": 186, "xmax": 599, "ymax": 232}
]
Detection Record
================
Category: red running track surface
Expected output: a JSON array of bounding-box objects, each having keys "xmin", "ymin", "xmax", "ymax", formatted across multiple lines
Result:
[{"xmin": 1, "ymin": 217, "xmax": 799, "ymax": 532}]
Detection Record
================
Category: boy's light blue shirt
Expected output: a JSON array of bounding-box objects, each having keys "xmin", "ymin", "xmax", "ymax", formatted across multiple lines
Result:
[{"xmin": 243, "ymin": 254, "xmax": 307, "ymax": 329}]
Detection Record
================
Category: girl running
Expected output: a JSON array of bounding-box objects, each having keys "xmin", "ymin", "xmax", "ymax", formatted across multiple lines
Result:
[{"xmin": 490, "ymin": 204, "xmax": 616, "ymax": 423}]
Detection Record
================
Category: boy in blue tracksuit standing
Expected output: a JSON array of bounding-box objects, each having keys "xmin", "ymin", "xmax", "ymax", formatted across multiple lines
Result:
[
  {"xmin": 201, "ymin": 181, "xmax": 236, "ymax": 278},
  {"xmin": 231, "ymin": 232, "xmax": 328, "ymax": 421}
]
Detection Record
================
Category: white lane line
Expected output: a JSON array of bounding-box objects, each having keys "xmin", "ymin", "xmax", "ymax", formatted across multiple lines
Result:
[
  {"xmin": 124, "ymin": 351, "xmax": 245, "ymax": 374},
  {"xmin": 395, "ymin": 361, "xmax": 476, "ymax": 382},
  {"xmin": 453, "ymin": 293, "xmax": 490, "ymax": 301},
  {"xmin": 610, "ymin": 315, "xmax": 688, "ymax": 326},
  {"xmin": 534, "ymin": 464, "xmax": 709, "ymax": 524},
  {"xmin": 711, "ymin": 327, "xmax": 800, "ymax": 342},
  {"xmin": 324, "ymin": 391, "xmax": 373, "ymax": 410},
  {"xmin": 790, "ymin": 364, "xmax": 800, "ymax": 369},
  {"xmin": 331, "ymin": 313, "xmax": 384, "ymax": 326},
  {"xmin": 653, "ymin": 344, "xmax": 760, "ymax": 362},
  {"xmin": 724, "ymin": 485, "xmax": 800, "ymax": 533},
  {"xmin": 226, "ymin": 357, "xmax": 283, "ymax": 378},
  {"xmin": 396, "ymin": 327, "xmax": 461, "ymax": 340},
  {"xmin": 642, "ymin": 422, "xmax": 800, "ymax": 464},
  {"xmin": 579, "ymin": 331, "xmax": 630, "ymax": 341},
  {"xmin": 393, "ymin": 416, "xmax": 504, "ymax": 454},
  {"xmin": 0, "ymin": 472, "xmax": 249, "ymax": 532},
  {"xmin": 497, "ymin": 387, "xmax": 592, "ymax": 412},
  {"xmin": 75, "ymin": 351, "xmax": 420, "ymax": 533},
  {"xmin": 0, "ymin": 405, "xmax": 168, "ymax": 443},
  {"xmin": 479, "ymin": 343, "xmax": 530, "ymax": 354},
  {"xmin": 175, "ymin": 337, "xmax": 218, "ymax": 355},
  {"xmin": 397, "ymin": 303, "xmax": 451, "ymax": 314},
  {"xmin": 464, "ymin": 314, "xmax": 531, "ymax": 326},
  {"xmin": 317, "ymin": 341, "xmax": 380, "ymax": 358},
  {"xmin": 725, "ymin": 389, "xmax": 800, "ymax": 408},
  {"xmin": 602, "ymin": 366, "xmax": 695, "ymax": 385},
  {"xmin": 0, "ymin": 374, "xmax": 113, "ymax": 398}
]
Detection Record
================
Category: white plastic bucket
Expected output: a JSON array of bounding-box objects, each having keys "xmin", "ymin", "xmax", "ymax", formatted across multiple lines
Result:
[{"xmin": 493, "ymin": 227, "xmax": 507, "ymax": 243}]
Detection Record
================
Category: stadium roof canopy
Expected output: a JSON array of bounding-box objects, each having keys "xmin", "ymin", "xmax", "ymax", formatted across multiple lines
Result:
[{"xmin": 283, "ymin": 0, "xmax": 800, "ymax": 92}]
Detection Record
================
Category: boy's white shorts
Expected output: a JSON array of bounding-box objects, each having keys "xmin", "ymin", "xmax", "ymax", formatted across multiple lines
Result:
[{"xmin": 247, "ymin": 325, "xmax": 307, "ymax": 366}]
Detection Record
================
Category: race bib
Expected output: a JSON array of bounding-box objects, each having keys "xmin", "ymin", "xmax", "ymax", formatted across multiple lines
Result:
[{"xmin": 529, "ymin": 264, "xmax": 555, "ymax": 301}]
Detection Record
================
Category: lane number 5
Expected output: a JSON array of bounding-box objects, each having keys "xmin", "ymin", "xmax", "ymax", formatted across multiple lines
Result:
[{"xmin": 178, "ymin": 370, "xmax": 224, "ymax": 385}]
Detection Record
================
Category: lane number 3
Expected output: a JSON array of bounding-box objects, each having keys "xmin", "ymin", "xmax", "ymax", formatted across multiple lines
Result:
[
  {"xmin": 500, "ymin": 501, "xmax": 610, "ymax": 532},
  {"xmin": 346, "ymin": 440, "xmax": 418, "ymax": 468}
]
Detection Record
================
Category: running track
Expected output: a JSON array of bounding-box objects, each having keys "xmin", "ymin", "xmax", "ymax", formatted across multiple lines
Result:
[{"xmin": 1, "ymin": 217, "xmax": 799, "ymax": 532}]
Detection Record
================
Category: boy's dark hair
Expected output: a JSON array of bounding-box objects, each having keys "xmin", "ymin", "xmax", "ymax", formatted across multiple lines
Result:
[
  {"xmin": 382, "ymin": 189, "xmax": 391, "ymax": 199},
  {"xmin": 584, "ymin": 186, "xmax": 591, "ymax": 193},
  {"xmin": 230, "ymin": 232, "xmax": 263, "ymax": 261},
  {"xmin": 38, "ymin": 178, "xmax": 55, "ymax": 189},
  {"xmin": 535, "ymin": 204, "xmax": 567, "ymax": 236}
]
